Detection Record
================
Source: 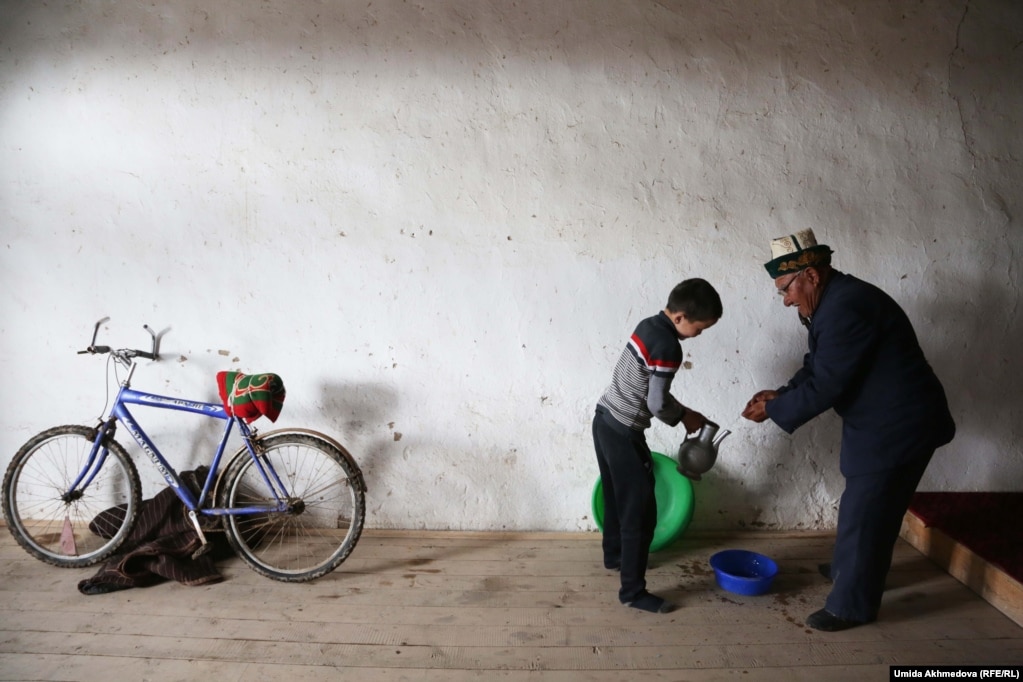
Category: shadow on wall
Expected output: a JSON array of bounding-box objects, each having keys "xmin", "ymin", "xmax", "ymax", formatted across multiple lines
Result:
[
  {"xmin": 312, "ymin": 376, "xmax": 586, "ymax": 530},
  {"xmin": 4, "ymin": 0, "xmax": 987, "ymax": 107},
  {"xmin": 692, "ymin": 471, "xmax": 784, "ymax": 531},
  {"xmin": 315, "ymin": 378, "xmax": 395, "ymax": 465},
  {"xmin": 923, "ymin": 271, "xmax": 1023, "ymax": 489},
  {"xmin": 690, "ymin": 417, "xmax": 844, "ymax": 532},
  {"xmin": 949, "ymin": 0, "xmax": 1023, "ymax": 175},
  {"xmin": 940, "ymin": 0, "xmax": 1023, "ymax": 490}
]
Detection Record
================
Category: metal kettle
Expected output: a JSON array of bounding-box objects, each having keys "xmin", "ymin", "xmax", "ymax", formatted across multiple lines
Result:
[{"xmin": 676, "ymin": 420, "xmax": 731, "ymax": 481}]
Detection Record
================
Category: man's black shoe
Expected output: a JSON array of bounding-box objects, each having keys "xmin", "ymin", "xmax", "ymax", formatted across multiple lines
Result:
[{"xmin": 805, "ymin": 608, "xmax": 866, "ymax": 632}]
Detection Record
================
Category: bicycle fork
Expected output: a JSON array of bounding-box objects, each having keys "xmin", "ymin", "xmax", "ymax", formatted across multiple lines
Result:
[
  {"xmin": 65, "ymin": 421, "xmax": 118, "ymax": 503},
  {"xmin": 51, "ymin": 421, "xmax": 118, "ymax": 556}
]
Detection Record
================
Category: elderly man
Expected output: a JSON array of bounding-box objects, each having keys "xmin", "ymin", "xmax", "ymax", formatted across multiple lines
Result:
[{"xmin": 741, "ymin": 230, "xmax": 955, "ymax": 632}]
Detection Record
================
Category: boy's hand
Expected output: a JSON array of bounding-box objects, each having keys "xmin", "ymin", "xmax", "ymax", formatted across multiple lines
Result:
[{"xmin": 681, "ymin": 409, "xmax": 707, "ymax": 434}]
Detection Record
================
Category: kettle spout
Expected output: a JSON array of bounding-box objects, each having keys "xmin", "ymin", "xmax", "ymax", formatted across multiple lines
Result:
[{"xmin": 712, "ymin": 429, "xmax": 732, "ymax": 447}]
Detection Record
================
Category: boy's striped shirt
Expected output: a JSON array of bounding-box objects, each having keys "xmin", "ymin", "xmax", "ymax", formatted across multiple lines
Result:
[{"xmin": 598, "ymin": 311, "xmax": 685, "ymax": 431}]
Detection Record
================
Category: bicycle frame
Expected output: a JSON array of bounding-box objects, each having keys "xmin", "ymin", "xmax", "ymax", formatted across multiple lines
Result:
[{"xmin": 70, "ymin": 380, "xmax": 295, "ymax": 518}]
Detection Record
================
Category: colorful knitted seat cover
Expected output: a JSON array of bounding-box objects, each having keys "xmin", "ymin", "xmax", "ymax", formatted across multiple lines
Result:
[{"xmin": 216, "ymin": 371, "xmax": 286, "ymax": 423}]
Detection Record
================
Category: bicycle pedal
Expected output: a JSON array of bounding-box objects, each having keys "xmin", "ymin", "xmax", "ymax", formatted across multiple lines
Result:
[
  {"xmin": 191, "ymin": 542, "xmax": 214, "ymax": 560},
  {"xmin": 186, "ymin": 509, "xmax": 210, "ymax": 547}
]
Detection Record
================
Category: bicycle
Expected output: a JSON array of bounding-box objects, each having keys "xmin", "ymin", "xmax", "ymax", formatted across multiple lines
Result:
[{"xmin": 2, "ymin": 318, "xmax": 367, "ymax": 582}]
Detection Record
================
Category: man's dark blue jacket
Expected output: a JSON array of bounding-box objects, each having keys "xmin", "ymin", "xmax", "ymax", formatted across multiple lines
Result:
[{"xmin": 766, "ymin": 271, "xmax": 955, "ymax": 476}]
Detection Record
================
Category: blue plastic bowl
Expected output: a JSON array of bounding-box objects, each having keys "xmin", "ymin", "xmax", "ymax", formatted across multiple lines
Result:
[{"xmin": 709, "ymin": 549, "xmax": 779, "ymax": 596}]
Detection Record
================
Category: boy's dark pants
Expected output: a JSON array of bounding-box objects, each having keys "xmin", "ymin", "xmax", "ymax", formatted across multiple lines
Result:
[{"xmin": 592, "ymin": 406, "xmax": 656, "ymax": 603}]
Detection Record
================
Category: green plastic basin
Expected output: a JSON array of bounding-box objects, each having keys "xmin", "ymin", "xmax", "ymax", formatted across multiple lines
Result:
[{"xmin": 591, "ymin": 451, "xmax": 695, "ymax": 553}]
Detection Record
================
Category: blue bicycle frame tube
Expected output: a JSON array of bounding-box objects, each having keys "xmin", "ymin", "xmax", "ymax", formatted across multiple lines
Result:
[
  {"xmin": 112, "ymin": 386, "xmax": 291, "ymax": 515},
  {"xmin": 120, "ymin": 387, "xmax": 229, "ymax": 419}
]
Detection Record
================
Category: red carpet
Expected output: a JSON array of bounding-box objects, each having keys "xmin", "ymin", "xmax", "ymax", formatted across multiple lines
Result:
[{"xmin": 908, "ymin": 492, "xmax": 1023, "ymax": 584}]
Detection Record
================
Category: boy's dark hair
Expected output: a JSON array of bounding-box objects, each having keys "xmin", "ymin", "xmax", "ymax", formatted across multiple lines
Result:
[{"xmin": 665, "ymin": 278, "xmax": 723, "ymax": 322}]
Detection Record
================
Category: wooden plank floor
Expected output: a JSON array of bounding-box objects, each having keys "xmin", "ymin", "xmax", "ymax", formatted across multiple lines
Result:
[{"xmin": 2, "ymin": 529, "xmax": 1022, "ymax": 681}]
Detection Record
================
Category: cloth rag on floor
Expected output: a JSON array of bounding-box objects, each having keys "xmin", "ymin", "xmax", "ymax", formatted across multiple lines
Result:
[
  {"xmin": 216, "ymin": 371, "xmax": 286, "ymax": 423},
  {"xmin": 77, "ymin": 467, "xmax": 233, "ymax": 595}
]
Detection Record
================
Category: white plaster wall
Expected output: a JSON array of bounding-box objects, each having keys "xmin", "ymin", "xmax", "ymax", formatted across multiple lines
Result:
[{"xmin": 1, "ymin": 0, "xmax": 1020, "ymax": 532}]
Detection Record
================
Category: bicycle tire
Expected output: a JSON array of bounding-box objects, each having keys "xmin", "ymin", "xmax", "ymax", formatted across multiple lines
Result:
[
  {"xmin": 2, "ymin": 425, "xmax": 142, "ymax": 568},
  {"xmin": 218, "ymin": 432, "xmax": 366, "ymax": 582}
]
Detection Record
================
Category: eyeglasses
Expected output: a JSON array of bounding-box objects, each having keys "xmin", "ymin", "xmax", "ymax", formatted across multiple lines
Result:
[{"xmin": 776, "ymin": 269, "xmax": 804, "ymax": 297}]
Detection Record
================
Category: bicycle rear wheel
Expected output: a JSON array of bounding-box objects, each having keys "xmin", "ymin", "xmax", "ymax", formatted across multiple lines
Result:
[
  {"xmin": 2, "ymin": 425, "xmax": 142, "ymax": 568},
  {"xmin": 218, "ymin": 433, "xmax": 366, "ymax": 582}
]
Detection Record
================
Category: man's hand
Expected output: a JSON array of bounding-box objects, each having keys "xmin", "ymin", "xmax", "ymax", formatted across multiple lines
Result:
[
  {"xmin": 681, "ymin": 409, "xmax": 707, "ymax": 434},
  {"xmin": 741, "ymin": 390, "xmax": 778, "ymax": 423}
]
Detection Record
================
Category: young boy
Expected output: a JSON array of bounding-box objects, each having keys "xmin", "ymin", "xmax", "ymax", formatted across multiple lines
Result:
[{"xmin": 593, "ymin": 278, "xmax": 722, "ymax": 613}]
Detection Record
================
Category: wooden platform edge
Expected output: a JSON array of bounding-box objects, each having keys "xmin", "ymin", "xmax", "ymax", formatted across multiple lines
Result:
[{"xmin": 900, "ymin": 510, "xmax": 1023, "ymax": 628}]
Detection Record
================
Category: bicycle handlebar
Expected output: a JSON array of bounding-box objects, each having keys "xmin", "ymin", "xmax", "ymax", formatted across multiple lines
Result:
[
  {"xmin": 77, "ymin": 317, "xmax": 160, "ymax": 361},
  {"xmin": 78, "ymin": 345, "xmax": 111, "ymax": 355}
]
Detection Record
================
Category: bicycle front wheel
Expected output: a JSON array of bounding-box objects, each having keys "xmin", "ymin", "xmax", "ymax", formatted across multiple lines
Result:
[
  {"xmin": 218, "ymin": 433, "xmax": 366, "ymax": 582},
  {"xmin": 2, "ymin": 425, "xmax": 142, "ymax": 568}
]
